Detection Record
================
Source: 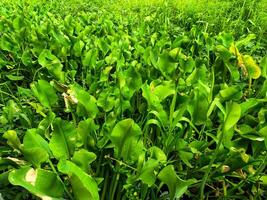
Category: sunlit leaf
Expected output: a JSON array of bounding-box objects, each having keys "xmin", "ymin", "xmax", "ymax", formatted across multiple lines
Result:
[{"xmin": 158, "ymin": 165, "xmax": 196, "ymax": 200}]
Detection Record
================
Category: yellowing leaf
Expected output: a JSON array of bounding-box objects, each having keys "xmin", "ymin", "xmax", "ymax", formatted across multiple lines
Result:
[
  {"xmin": 229, "ymin": 43, "xmax": 247, "ymax": 76},
  {"xmin": 243, "ymin": 55, "xmax": 261, "ymax": 79}
]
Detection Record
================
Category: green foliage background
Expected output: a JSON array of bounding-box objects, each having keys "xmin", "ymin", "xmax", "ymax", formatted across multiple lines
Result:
[{"xmin": 0, "ymin": 0, "xmax": 267, "ymax": 199}]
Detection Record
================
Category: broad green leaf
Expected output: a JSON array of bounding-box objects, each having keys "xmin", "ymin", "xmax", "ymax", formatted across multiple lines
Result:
[
  {"xmin": 157, "ymin": 52, "xmax": 177, "ymax": 78},
  {"xmin": 58, "ymin": 160, "xmax": 99, "ymax": 200},
  {"xmin": 38, "ymin": 112, "xmax": 56, "ymax": 135},
  {"xmin": 235, "ymin": 34, "xmax": 256, "ymax": 48},
  {"xmin": 176, "ymin": 139, "xmax": 194, "ymax": 168},
  {"xmin": 240, "ymin": 98, "xmax": 260, "ymax": 117},
  {"xmin": 180, "ymin": 57, "xmax": 196, "ymax": 73},
  {"xmin": 259, "ymin": 126, "xmax": 267, "ymax": 148},
  {"xmin": 236, "ymin": 124, "xmax": 264, "ymax": 141},
  {"xmin": 217, "ymin": 32, "xmax": 234, "ymax": 47},
  {"xmin": 13, "ymin": 16, "xmax": 24, "ymax": 30},
  {"xmin": 0, "ymin": 34, "xmax": 15, "ymax": 52},
  {"xmin": 49, "ymin": 118, "xmax": 76, "ymax": 159},
  {"xmin": 158, "ymin": 165, "xmax": 196, "ymax": 200},
  {"xmin": 2, "ymin": 100, "xmax": 20, "ymax": 122},
  {"xmin": 219, "ymin": 86, "xmax": 242, "ymax": 102},
  {"xmin": 0, "ymin": 171, "xmax": 9, "ymax": 187},
  {"xmin": 23, "ymin": 129, "xmax": 52, "ymax": 166},
  {"xmin": 72, "ymin": 149, "xmax": 96, "ymax": 172},
  {"xmin": 223, "ymin": 102, "xmax": 241, "ymax": 132},
  {"xmin": 31, "ymin": 80, "xmax": 58, "ymax": 109},
  {"xmin": 169, "ymin": 48, "xmax": 187, "ymax": 61},
  {"xmin": 73, "ymin": 40, "xmax": 85, "ymax": 57},
  {"xmin": 9, "ymin": 167, "xmax": 64, "ymax": 199},
  {"xmin": 97, "ymin": 90, "xmax": 115, "ymax": 112},
  {"xmin": 77, "ymin": 118, "xmax": 98, "ymax": 148},
  {"xmin": 21, "ymin": 49, "xmax": 32, "ymax": 66},
  {"xmin": 82, "ymin": 49, "xmax": 98, "ymax": 69},
  {"xmin": 141, "ymin": 83, "xmax": 168, "ymax": 124},
  {"xmin": 215, "ymin": 45, "xmax": 232, "ymax": 61},
  {"xmin": 148, "ymin": 146, "xmax": 167, "ymax": 162},
  {"xmin": 24, "ymin": 129, "xmax": 51, "ymax": 156},
  {"xmin": 69, "ymin": 84, "xmax": 99, "ymax": 118},
  {"xmin": 153, "ymin": 81, "xmax": 175, "ymax": 102},
  {"xmin": 23, "ymin": 149, "xmax": 49, "ymax": 168},
  {"xmin": 191, "ymin": 87, "xmax": 209, "ymax": 125},
  {"xmin": 139, "ymin": 159, "xmax": 159, "ymax": 186},
  {"xmin": 260, "ymin": 176, "xmax": 267, "ymax": 185},
  {"xmin": 109, "ymin": 119, "xmax": 144, "ymax": 162},
  {"xmin": 186, "ymin": 65, "xmax": 207, "ymax": 86},
  {"xmin": 97, "ymin": 38, "xmax": 109, "ymax": 56},
  {"xmin": 260, "ymin": 56, "xmax": 267, "ymax": 78},
  {"xmin": 3, "ymin": 130, "xmax": 21, "ymax": 151},
  {"xmin": 38, "ymin": 49, "xmax": 65, "ymax": 82},
  {"xmin": 123, "ymin": 66, "xmax": 142, "ymax": 97}
]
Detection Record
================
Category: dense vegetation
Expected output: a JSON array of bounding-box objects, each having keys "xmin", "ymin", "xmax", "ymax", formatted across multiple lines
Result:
[{"xmin": 0, "ymin": 0, "xmax": 267, "ymax": 199}]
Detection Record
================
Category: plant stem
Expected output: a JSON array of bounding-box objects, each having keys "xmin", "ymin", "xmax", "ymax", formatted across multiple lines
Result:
[
  {"xmin": 111, "ymin": 173, "xmax": 120, "ymax": 200},
  {"xmin": 48, "ymin": 159, "xmax": 74, "ymax": 200},
  {"xmin": 200, "ymin": 129, "xmax": 223, "ymax": 200},
  {"xmin": 101, "ymin": 169, "xmax": 109, "ymax": 200}
]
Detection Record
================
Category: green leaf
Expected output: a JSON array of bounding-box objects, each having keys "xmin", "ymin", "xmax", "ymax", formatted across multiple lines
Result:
[
  {"xmin": 219, "ymin": 86, "xmax": 242, "ymax": 102},
  {"xmin": 38, "ymin": 112, "xmax": 56, "ymax": 135},
  {"xmin": 236, "ymin": 34, "xmax": 256, "ymax": 48},
  {"xmin": 72, "ymin": 149, "xmax": 96, "ymax": 172},
  {"xmin": 2, "ymin": 100, "xmax": 20, "ymax": 122},
  {"xmin": 236, "ymin": 124, "xmax": 264, "ymax": 141},
  {"xmin": 6, "ymin": 74, "xmax": 24, "ymax": 81},
  {"xmin": 3, "ymin": 130, "xmax": 21, "ymax": 150},
  {"xmin": 191, "ymin": 86, "xmax": 209, "ymax": 125},
  {"xmin": 23, "ymin": 149, "xmax": 49, "ymax": 168},
  {"xmin": 260, "ymin": 56, "xmax": 267, "ymax": 78},
  {"xmin": 217, "ymin": 32, "xmax": 234, "ymax": 47},
  {"xmin": 0, "ymin": 34, "xmax": 15, "ymax": 52},
  {"xmin": 97, "ymin": 90, "xmax": 115, "ymax": 112},
  {"xmin": 23, "ymin": 129, "xmax": 52, "ymax": 166},
  {"xmin": 9, "ymin": 167, "xmax": 64, "ymax": 199},
  {"xmin": 260, "ymin": 176, "xmax": 267, "ymax": 185},
  {"xmin": 258, "ymin": 126, "xmax": 267, "ymax": 148},
  {"xmin": 148, "ymin": 146, "xmax": 167, "ymax": 162},
  {"xmin": 240, "ymin": 98, "xmax": 260, "ymax": 117},
  {"xmin": 123, "ymin": 66, "xmax": 142, "ymax": 97},
  {"xmin": 180, "ymin": 57, "xmax": 196, "ymax": 73},
  {"xmin": 73, "ymin": 40, "xmax": 85, "ymax": 57},
  {"xmin": 58, "ymin": 160, "xmax": 99, "ymax": 200},
  {"xmin": 49, "ymin": 118, "xmax": 77, "ymax": 160},
  {"xmin": 215, "ymin": 45, "xmax": 232, "ymax": 61},
  {"xmin": 31, "ymin": 80, "xmax": 58, "ymax": 109},
  {"xmin": 157, "ymin": 52, "xmax": 177, "ymax": 78},
  {"xmin": 69, "ymin": 84, "xmax": 99, "ymax": 118},
  {"xmin": 21, "ymin": 49, "xmax": 32, "ymax": 66},
  {"xmin": 153, "ymin": 81, "xmax": 175, "ymax": 102},
  {"xmin": 139, "ymin": 159, "xmax": 159, "ymax": 186},
  {"xmin": 77, "ymin": 118, "xmax": 98, "ymax": 148},
  {"xmin": 109, "ymin": 119, "xmax": 144, "ymax": 162},
  {"xmin": 82, "ymin": 49, "xmax": 98, "ymax": 69},
  {"xmin": 38, "ymin": 49, "xmax": 65, "ymax": 82},
  {"xmin": 158, "ymin": 165, "xmax": 196, "ymax": 200},
  {"xmin": 223, "ymin": 102, "xmax": 241, "ymax": 132},
  {"xmin": 13, "ymin": 16, "xmax": 24, "ymax": 30}
]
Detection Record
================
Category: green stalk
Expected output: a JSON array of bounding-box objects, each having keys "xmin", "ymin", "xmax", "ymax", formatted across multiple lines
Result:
[
  {"xmin": 111, "ymin": 173, "xmax": 120, "ymax": 200},
  {"xmin": 101, "ymin": 169, "xmax": 109, "ymax": 200},
  {"xmin": 48, "ymin": 160, "xmax": 74, "ymax": 200},
  {"xmin": 200, "ymin": 128, "xmax": 223, "ymax": 200}
]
